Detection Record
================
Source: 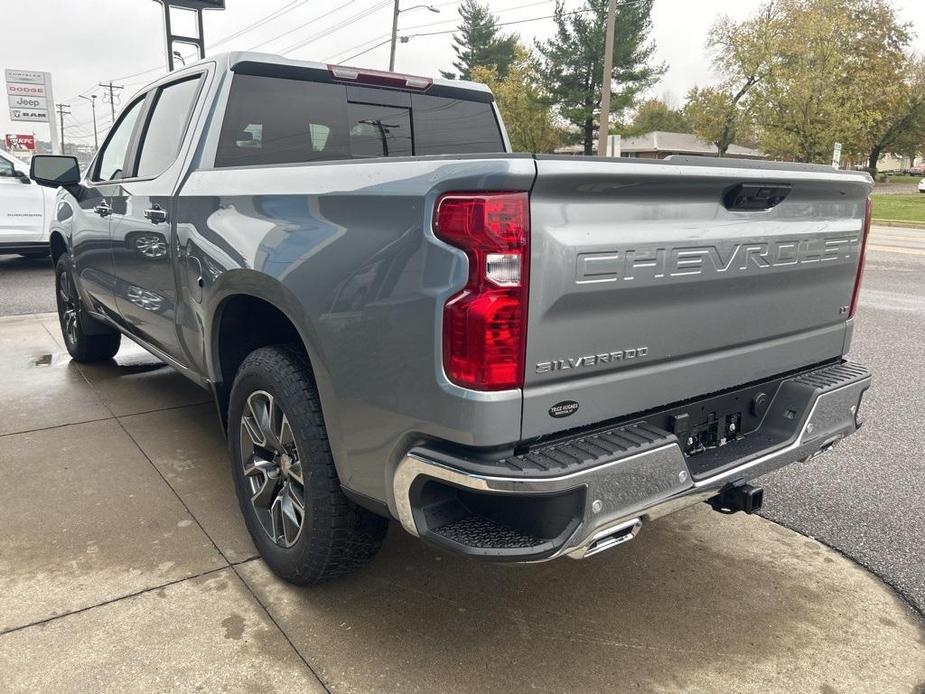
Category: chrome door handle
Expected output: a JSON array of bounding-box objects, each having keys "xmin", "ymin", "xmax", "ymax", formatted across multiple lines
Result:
[
  {"xmin": 144, "ymin": 206, "xmax": 167, "ymax": 224},
  {"xmin": 93, "ymin": 202, "xmax": 111, "ymax": 217}
]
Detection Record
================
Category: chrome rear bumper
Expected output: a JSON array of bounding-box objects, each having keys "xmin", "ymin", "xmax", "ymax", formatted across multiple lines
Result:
[{"xmin": 392, "ymin": 362, "xmax": 870, "ymax": 561}]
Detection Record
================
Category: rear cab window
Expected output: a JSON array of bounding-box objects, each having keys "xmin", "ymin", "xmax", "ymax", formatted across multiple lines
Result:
[{"xmin": 215, "ymin": 72, "xmax": 504, "ymax": 167}]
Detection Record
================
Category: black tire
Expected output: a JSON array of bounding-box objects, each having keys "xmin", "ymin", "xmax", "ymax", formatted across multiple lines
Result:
[
  {"xmin": 55, "ymin": 254, "xmax": 121, "ymax": 362},
  {"xmin": 228, "ymin": 345, "xmax": 387, "ymax": 585}
]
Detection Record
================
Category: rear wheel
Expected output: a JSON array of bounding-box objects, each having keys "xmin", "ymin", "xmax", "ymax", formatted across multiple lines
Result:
[
  {"xmin": 228, "ymin": 345, "xmax": 387, "ymax": 585},
  {"xmin": 55, "ymin": 254, "xmax": 121, "ymax": 362}
]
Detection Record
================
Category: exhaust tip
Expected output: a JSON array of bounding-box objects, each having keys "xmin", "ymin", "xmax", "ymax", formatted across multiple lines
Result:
[{"xmin": 578, "ymin": 518, "xmax": 642, "ymax": 558}]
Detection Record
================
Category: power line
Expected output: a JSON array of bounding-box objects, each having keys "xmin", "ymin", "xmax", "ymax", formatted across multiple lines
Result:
[
  {"xmin": 327, "ymin": 0, "xmax": 557, "ymax": 63},
  {"xmin": 209, "ymin": 0, "xmax": 310, "ymax": 49},
  {"xmin": 101, "ymin": 0, "xmax": 321, "ymax": 86},
  {"xmin": 277, "ymin": 1, "xmax": 392, "ymax": 55}
]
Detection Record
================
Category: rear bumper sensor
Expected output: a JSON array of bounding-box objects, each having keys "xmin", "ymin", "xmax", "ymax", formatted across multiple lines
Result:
[{"xmin": 392, "ymin": 361, "xmax": 870, "ymax": 561}]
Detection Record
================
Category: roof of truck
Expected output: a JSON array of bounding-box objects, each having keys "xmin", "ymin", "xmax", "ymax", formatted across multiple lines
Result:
[{"xmin": 181, "ymin": 51, "xmax": 493, "ymax": 98}]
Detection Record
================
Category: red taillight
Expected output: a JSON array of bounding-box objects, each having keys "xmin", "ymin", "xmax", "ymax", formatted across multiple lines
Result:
[
  {"xmin": 849, "ymin": 197, "xmax": 872, "ymax": 318},
  {"xmin": 327, "ymin": 64, "xmax": 432, "ymax": 90},
  {"xmin": 434, "ymin": 192, "xmax": 529, "ymax": 390}
]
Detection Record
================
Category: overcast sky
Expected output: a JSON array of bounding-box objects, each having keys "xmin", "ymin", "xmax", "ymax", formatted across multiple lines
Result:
[{"xmin": 3, "ymin": 0, "xmax": 925, "ymax": 145}]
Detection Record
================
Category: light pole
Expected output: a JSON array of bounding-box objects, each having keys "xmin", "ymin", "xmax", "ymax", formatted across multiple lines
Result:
[
  {"xmin": 79, "ymin": 94, "xmax": 99, "ymax": 151},
  {"xmin": 389, "ymin": 2, "xmax": 439, "ymax": 71}
]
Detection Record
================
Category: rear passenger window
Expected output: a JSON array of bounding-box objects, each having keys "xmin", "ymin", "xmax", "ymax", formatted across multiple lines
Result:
[
  {"xmin": 135, "ymin": 76, "xmax": 202, "ymax": 178},
  {"xmin": 216, "ymin": 75, "xmax": 349, "ymax": 167},
  {"xmin": 215, "ymin": 73, "xmax": 505, "ymax": 167}
]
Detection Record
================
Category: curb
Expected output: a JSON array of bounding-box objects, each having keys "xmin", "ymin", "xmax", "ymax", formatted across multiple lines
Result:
[{"xmin": 871, "ymin": 219, "xmax": 925, "ymax": 230}]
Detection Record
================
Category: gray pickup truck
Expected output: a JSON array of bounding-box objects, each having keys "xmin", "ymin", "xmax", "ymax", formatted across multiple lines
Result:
[{"xmin": 31, "ymin": 52, "xmax": 872, "ymax": 584}]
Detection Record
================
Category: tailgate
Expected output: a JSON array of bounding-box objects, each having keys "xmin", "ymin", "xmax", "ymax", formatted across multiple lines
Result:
[{"xmin": 522, "ymin": 156, "xmax": 871, "ymax": 439}]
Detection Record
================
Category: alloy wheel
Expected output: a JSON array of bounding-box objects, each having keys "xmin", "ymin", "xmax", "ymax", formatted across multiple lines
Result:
[
  {"xmin": 239, "ymin": 390, "xmax": 306, "ymax": 548},
  {"xmin": 57, "ymin": 266, "xmax": 79, "ymax": 347}
]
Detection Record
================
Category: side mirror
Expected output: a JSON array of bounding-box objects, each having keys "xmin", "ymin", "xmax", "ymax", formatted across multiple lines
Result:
[
  {"xmin": 30, "ymin": 155, "xmax": 81, "ymax": 189},
  {"xmin": 17, "ymin": 172, "xmax": 31, "ymax": 184}
]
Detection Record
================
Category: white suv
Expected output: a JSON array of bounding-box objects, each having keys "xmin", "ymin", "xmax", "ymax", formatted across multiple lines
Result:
[{"xmin": 0, "ymin": 149, "xmax": 56, "ymax": 257}]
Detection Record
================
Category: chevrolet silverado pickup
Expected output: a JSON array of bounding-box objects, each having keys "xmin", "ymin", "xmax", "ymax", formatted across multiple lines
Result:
[{"xmin": 30, "ymin": 52, "xmax": 872, "ymax": 584}]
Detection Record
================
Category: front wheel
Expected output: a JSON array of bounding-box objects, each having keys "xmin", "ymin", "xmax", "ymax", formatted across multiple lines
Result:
[
  {"xmin": 55, "ymin": 255, "xmax": 121, "ymax": 362},
  {"xmin": 228, "ymin": 345, "xmax": 388, "ymax": 585}
]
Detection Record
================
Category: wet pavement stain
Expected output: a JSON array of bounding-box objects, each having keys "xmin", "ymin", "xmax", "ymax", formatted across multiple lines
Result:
[{"xmin": 222, "ymin": 613, "xmax": 245, "ymax": 640}]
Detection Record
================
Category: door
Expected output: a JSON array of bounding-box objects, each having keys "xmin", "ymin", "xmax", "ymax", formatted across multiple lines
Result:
[
  {"xmin": 71, "ymin": 97, "xmax": 145, "ymax": 319},
  {"xmin": 109, "ymin": 75, "xmax": 203, "ymax": 363},
  {"xmin": 0, "ymin": 153, "xmax": 45, "ymax": 245}
]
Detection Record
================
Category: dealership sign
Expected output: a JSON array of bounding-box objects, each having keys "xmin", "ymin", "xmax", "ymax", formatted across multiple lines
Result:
[
  {"xmin": 9, "ymin": 108, "xmax": 48, "ymax": 122},
  {"xmin": 5, "ymin": 69, "xmax": 45, "ymax": 85},
  {"xmin": 5, "ymin": 69, "xmax": 59, "ymax": 152},
  {"xmin": 6, "ymin": 82, "xmax": 46, "ymax": 98},
  {"xmin": 9, "ymin": 94, "xmax": 48, "ymax": 109}
]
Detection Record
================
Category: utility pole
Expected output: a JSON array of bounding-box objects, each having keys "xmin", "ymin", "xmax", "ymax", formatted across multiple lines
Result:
[
  {"xmin": 99, "ymin": 81, "xmax": 124, "ymax": 122},
  {"xmin": 389, "ymin": 0, "xmax": 401, "ymax": 71},
  {"xmin": 389, "ymin": 3, "xmax": 438, "ymax": 71},
  {"xmin": 79, "ymin": 94, "xmax": 99, "ymax": 151},
  {"xmin": 596, "ymin": 0, "xmax": 617, "ymax": 158},
  {"xmin": 55, "ymin": 103, "xmax": 70, "ymax": 155}
]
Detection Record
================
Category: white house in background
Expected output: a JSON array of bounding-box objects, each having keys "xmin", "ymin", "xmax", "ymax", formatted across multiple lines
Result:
[
  {"xmin": 555, "ymin": 131, "xmax": 766, "ymax": 160},
  {"xmin": 877, "ymin": 153, "xmax": 924, "ymax": 172}
]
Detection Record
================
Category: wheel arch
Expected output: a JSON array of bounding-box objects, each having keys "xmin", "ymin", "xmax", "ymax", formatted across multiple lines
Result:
[
  {"xmin": 208, "ymin": 285, "xmax": 334, "ymax": 442},
  {"xmin": 49, "ymin": 229, "xmax": 68, "ymax": 266}
]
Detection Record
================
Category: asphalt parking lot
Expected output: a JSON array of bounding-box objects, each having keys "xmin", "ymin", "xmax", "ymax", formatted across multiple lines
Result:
[
  {"xmin": 0, "ymin": 253, "xmax": 55, "ymax": 316},
  {"xmin": 760, "ymin": 225, "xmax": 925, "ymax": 615},
  {"xmin": 1, "ymin": 228, "xmax": 924, "ymax": 691}
]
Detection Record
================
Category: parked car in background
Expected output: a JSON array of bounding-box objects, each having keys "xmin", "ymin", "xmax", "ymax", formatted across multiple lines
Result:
[
  {"xmin": 918, "ymin": 178, "xmax": 925, "ymax": 193},
  {"xmin": 30, "ymin": 52, "xmax": 873, "ymax": 585},
  {"xmin": 0, "ymin": 149, "xmax": 55, "ymax": 257}
]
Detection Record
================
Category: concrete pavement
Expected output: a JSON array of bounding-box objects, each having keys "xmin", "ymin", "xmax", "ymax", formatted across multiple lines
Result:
[{"xmin": 0, "ymin": 313, "xmax": 923, "ymax": 692}]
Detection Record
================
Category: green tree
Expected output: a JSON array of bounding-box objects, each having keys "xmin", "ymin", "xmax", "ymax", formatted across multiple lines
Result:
[
  {"xmin": 621, "ymin": 98, "xmax": 690, "ymax": 137},
  {"xmin": 471, "ymin": 48, "xmax": 563, "ymax": 153},
  {"xmin": 536, "ymin": 0, "xmax": 663, "ymax": 154},
  {"xmin": 440, "ymin": 0, "xmax": 518, "ymax": 81},
  {"xmin": 861, "ymin": 57, "xmax": 925, "ymax": 172},
  {"xmin": 685, "ymin": 3, "xmax": 783, "ymax": 156},
  {"xmin": 751, "ymin": 0, "xmax": 913, "ymax": 165}
]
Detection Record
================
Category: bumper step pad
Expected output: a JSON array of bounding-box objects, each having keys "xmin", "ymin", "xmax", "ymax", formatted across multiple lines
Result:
[
  {"xmin": 431, "ymin": 515, "xmax": 544, "ymax": 549},
  {"xmin": 499, "ymin": 422, "xmax": 674, "ymax": 475}
]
